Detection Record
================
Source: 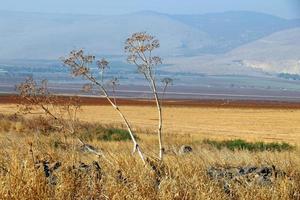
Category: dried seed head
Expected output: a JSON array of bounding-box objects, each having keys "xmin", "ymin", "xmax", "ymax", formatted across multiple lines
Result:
[
  {"xmin": 82, "ymin": 84, "xmax": 93, "ymax": 92},
  {"xmin": 151, "ymin": 56, "xmax": 162, "ymax": 66},
  {"xmin": 125, "ymin": 32, "xmax": 160, "ymax": 55},
  {"xmin": 97, "ymin": 58, "xmax": 109, "ymax": 70},
  {"xmin": 62, "ymin": 49, "xmax": 96, "ymax": 78},
  {"xmin": 162, "ymin": 77, "xmax": 173, "ymax": 85},
  {"xmin": 110, "ymin": 77, "xmax": 119, "ymax": 88}
]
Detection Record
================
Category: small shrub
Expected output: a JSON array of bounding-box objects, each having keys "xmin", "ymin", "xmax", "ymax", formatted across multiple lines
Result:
[
  {"xmin": 203, "ymin": 139, "xmax": 294, "ymax": 152},
  {"xmin": 99, "ymin": 128, "xmax": 136, "ymax": 141},
  {"xmin": 24, "ymin": 117, "xmax": 57, "ymax": 134},
  {"xmin": 77, "ymin": 123, "xmax": 106, "ymax": 141},
  {"xmin": 77, "ymin": 123, "xmax": 136, "ymax": 142}
]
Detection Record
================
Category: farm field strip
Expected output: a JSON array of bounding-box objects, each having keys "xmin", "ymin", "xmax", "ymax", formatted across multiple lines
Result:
[{"xmin": 1, "ymin": 103, "xmax": 300, "ymax": 144}]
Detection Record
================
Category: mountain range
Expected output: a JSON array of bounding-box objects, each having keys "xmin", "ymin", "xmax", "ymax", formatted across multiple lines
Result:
[{"xmin": 0, "ymin": 10, "xmax": 300, "ymax": 75}]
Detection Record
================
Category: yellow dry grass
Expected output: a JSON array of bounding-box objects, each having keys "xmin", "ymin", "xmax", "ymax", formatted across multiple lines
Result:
[
  {"xmin": 0, "ymin": 104, "xmax": 300, "ymax": 199},
  {"xmin": 81, "ymin": 105, "xmax": 300, "ymax": 144},
  {"xmin": 2, "ymin": 104, "xmax": 299, "ymax": 144}
]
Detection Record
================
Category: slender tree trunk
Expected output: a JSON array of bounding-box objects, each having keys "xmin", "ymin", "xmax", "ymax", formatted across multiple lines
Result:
[
  {"xmin": 85, "ymin": 75, "xmax": 146, "ymax": 164},
  {"xmin": 149, "ymin": 77, "xmax": 164, "ymax": 161},
  {"xmin": 114, "ymin": 105, "xmax": 146, "ymax": 164}
]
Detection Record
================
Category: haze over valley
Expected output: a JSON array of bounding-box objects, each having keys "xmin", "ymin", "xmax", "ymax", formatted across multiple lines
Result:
[{"xmin": 1, "ymin": 10, "xmax": 300, "ymax": 99}]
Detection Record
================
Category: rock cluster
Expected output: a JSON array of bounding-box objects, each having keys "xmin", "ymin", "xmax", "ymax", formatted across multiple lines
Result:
[
  {"xmin": 36, "ymin": 160, "xmax": 102, "ymax": 185},
  {"xmin": 207, "ymin": 165, "xmax": 287, "ymax": 195},
  {"xmin": 178, "ymin": 145, "xmax": 193, "ymax": 154}
]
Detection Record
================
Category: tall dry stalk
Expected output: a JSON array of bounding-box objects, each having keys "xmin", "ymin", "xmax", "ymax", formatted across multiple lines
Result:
[
  {"xmin": 17, "ymin": 77, "xmax": 109, "ymax": 162},
  {"xmin": 16, "ymin": 77, "xmax": 84, "ymax": 163},
  {"xmin": 16, "ymin": 77, "xmax": 80, "ymax": 136},
  {"xmin": 125, "ymin": 32, "xmax": 172, "ymax": 161},
  {"xmin": 62, "ymin": 49, "xmax": 146, "ymax": 164}
]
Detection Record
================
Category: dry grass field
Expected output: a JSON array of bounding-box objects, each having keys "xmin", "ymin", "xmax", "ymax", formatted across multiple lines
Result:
[
  {"xmin": 1, "ymin": 103, "xmax": 300, "ymax": 144},
  {"xmin": 79, "ymin": 105, "xmax": 300, "ymax": 144},
  {"xmin": 0, "ymin": 101, "xmax": 300, "ymax": 199}
]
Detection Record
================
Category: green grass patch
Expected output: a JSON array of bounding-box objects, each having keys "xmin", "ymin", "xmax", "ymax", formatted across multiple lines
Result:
[
  {"xmin": 99, "ymin": 128, "xmax": 134, "ymax": 141},
  {"xmin": 203, "ymin": 139, "xmax": 294, "ymax": 152},
  {"xmin": 78, "ymin": 123, "xmax": 136, "ymax": 142}
]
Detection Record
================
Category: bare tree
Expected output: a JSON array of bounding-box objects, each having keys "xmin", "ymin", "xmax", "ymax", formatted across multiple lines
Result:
[
  {"xmin": 125, "ymin": 32, "xmax": 172, "ymax": 161},
  {"xmin": 62, "ymin": 49, "xmax": 146, "ymax": 164},
  {"xmin": 17, "ymin": 77, "xmax": 80, "ymax": 134},
  {"xmin": 17, "ymin": 77, "xmax": 111, "ymax": 161}
]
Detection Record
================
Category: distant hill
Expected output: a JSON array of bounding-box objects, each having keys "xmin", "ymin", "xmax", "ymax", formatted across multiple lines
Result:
[
  {"xmin": 163, "ymin": 28, "xmax": 300, "ymax": 75},
  {"xmin": 0, "ymin": 10, "xmax": 299, "ymax": 58},
  {"xmin": 0, "ymin": 10, "xmax": 299, "ymax": 75},
  {"xmin": 226, "ymin": 28, "xmax": 300, "ymax": 74},
  {"xmin": 171, "ymin": 11, "xmax": 300, "ymax": 53},
  {"xmin": 0, "ymin": 10, "xmax": 211, "ymax": 59}
]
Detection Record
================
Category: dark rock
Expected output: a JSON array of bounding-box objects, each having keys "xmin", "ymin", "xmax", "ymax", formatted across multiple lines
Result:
[
  {"xmin": 52, "ymin": 162, "xmax": 62, "ymax": 171},
  {"xmin": 73, "ymin": 161, "xmax": 102, "ymax": 178},
  {"xmin": 224, "ymin": 171, "xmax": 234, "ymax": 179},
  {"xmin": 179, "ymin": 145, "xmax": 193, "ymax": 154},
  {"xmin": 207, "ymin": 167, "xmax": 239, "ymax": 180},
  {"xmin": 42, "ymin": 161, "xmax": 51, "ymax": 177},
  {"xmin": 92, "ymin": 161, "xmax": 101, "ymax": 171},
  {"xmin": 258, "ymin": 166, "xmax": 272, "ymax": 177},
  {"xmin": 207, "ymin": 165, "xmax": 287, "ymax": 195},
  {"xmin": 78, "ymin": 162, "xmax": 91, "ymax": 171},
  {"xmin": 207, "ymin": 167, "xmax": 222, "ymax": 179},
  {"xmin": 239, "ymin": 166, "xmax": 257, "ymax": 175},
  {"xmin": 41, "ymin": 160, "xmax": 61, "ymax": 185},
  {"xmin": 116, "ymin": 170, "xmax": 128, "ymax": 184}
]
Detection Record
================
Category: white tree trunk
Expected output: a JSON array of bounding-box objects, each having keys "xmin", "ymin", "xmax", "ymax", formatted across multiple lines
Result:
[
  {"xmin": 86, "ymin": 75, "xmax": 146, "ymax": 164},
  {"xmin": 149, "ymin": 77, "xmax": 164, "ymax": 161}
]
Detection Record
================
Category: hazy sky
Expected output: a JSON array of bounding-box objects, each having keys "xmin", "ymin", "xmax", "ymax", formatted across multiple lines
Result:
[{"xmin": 1, "ymin": 0, "xmax": 300, "ymax": 19}]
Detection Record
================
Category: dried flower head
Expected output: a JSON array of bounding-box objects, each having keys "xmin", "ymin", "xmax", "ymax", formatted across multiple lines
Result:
[
  {"xmin": 16, "ymin": 77, "xmax": 36, "ymax": 98},
  {"xmin": 110, "ymin": 77, "xmax": 119, "ymax": 88},
  {"xmin": 62, "ymin": 49, "xmax": 94, "ymax": 77},
  {"xmin": 161, "ymin": 77, "xmax": 173, "ymax": 86},
  {"xmin": 125, "ymin": 32, "xmax": 159, "ymax": 54},
  {"xmin": 82, "ymin": 83, "xmax": 93, "ymax": 93},
  {"xmin": 151, "ymin": 56, "xmax": 162, "ymax": 65},
  {"xmin": 16, "ymin": 77, "xmax": 57, "ymax": 115},
  {"xmin": 17, "ymin": 77, "xmax": 81, "ymax": 131},
  {"xmin": 97, "ymin": 58, "xmax": 109, "ymax": 71},
  {"xmin": 125, "ymin": 32, "xmax": 162, "ymax": 80}
]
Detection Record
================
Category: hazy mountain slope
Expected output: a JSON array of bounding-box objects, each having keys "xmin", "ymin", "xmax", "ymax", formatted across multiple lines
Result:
[
  {"xmin": 164, "ymin": 28, "xmax": 300, "ymax": 75},
  {"xmin": 226, "ymin": 28, "xmax": 300, "ymax": 74},
  {"xmin": 0, "ymin": 10, "xmax": 299, "ymax": 61},
  {"xmin": 171, "ymin": 11, "xmax": 300, "ymax": 53},
  {"xmin": 0, "ymin": 10, "xmax": 212, "ymax": 60}
]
